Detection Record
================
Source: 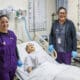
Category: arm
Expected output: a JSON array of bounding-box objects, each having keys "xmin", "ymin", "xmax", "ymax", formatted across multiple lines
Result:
[
  {"xmin": 48, "ymin": 22, "xmax": 56, "ymax": 52},
  {"xmin": 49, "ymin": 22, "xmax": 54, "ymax": 45},
  {"xmin": 16, "ymin": 47, "xmax": 23, "ymax": 67},
  {"xmin": 49, "ymin": 21, "xmax": 57, "ymax": 45},
  {"xmin": 9, "ymin": 30, "xmax": 20, "ymax": 60},
  {"xmin": 24, "ymin": 55, "xmax": 33, "ymax": 72},
  {"xmin": 11, "ymin": 31, "xmax": 23, "ymax": 66},
  {"xmin": 16, "ymin": 47, "xmax": 20, "ymax": 60},
  {"xmin": 27, "ymin": 67, "xmax": 32, "ymax": 73},
  {"xmin": 71, "ymin": 21, "xmax": 77, "ymax": 51}
]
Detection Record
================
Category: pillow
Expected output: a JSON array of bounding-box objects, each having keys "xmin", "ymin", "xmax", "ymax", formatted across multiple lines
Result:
[{"xmin": 17, "ymin": 41, "xmax": 43, "ymax": 63}]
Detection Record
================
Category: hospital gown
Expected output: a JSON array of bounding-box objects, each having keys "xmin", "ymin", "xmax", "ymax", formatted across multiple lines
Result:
[
  {"xmin": 24, "ymin": 51, "xmax": 56, "ymax": 71},
  {"xmin": 0, "ymin": 30, "xmax": 18, "ymax": 80}
]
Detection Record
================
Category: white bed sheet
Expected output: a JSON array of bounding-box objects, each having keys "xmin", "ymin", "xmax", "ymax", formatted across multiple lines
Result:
[
  {"xmin": 56, "ymin": 65, "xmax": 80, "ymax": 80},
  {"xmin": 16, "ymin": 41, "xmax": 80, "ymax": 80}
]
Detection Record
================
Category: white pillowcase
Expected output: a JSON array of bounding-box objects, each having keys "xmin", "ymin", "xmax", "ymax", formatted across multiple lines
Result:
[{"xmin": 17, "ymin": 41, "xmax": 43, "ymax": 63}]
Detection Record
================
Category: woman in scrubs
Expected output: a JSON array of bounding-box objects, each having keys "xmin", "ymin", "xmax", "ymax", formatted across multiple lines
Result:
[
  {"xmin": 48, "ymin": 7, "xmax": 77, "ymax": 64},
  {"xmin": 0, "ymin": 14, "xmax": 19, "ymax": 80}
]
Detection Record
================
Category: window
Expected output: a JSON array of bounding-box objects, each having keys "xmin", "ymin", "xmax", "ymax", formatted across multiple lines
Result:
[
  {"xmin": 56, "ymin": 0, "xmax": 68, "ymax": 12},
  {"xmin": 28, "ymin": 0, "xmax": 47, "ymax": 32}
]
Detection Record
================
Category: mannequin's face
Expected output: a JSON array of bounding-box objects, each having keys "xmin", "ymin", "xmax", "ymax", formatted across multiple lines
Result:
[
  {"xmin": 58, "ymin": 9, "xmax": 67, "ymax": 22},
  {"xmin": 0, "ymin": 16, "xmax": 9, "ymax": 33},
  {"xmin": 26, "ymin": 43, "xmax": 35, "ymax": 54}
]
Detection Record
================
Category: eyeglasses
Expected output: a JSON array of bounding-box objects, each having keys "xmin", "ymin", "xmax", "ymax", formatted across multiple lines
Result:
[{"xmin": 59, "ymin": 12, "xmax": 66, "ymax": 14}]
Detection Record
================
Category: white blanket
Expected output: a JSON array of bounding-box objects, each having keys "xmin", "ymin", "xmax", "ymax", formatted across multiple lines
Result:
[
  {"xmin": 17, "ymin": 61, "xmax": 80, "ymax": 80},
  {"xmin": 56, "ymin": 65, "xmax": 80, "ymax": 80},
  {"xmin": 16, "ymin": 41, "xmax": 80, "ymax": 80},
  {"xmin": 27, "ymin": 62, "xmax": 69, "ymax": 80}
]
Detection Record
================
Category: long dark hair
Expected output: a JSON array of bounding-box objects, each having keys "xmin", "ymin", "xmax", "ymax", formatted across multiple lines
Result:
[{"xmin": 0, "ymin": 15, "xmax": 9, "ymax": 20}]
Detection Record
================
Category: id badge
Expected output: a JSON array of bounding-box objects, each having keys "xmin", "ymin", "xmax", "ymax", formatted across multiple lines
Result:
[{"xmin": 57, "ymin": 38, "xmax": 61, "ymax": 44}]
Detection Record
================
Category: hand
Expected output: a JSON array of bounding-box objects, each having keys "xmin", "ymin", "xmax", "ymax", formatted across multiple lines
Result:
[
  {"xmin": 48, "ymin": 45, "xmax": 54, "ymax": 52},
  {"xmin": 72, "ymin": 51, "xmax": 77, "ymax": 58},
  {"xmin": 27, "ymin": 67, "xmax": 32, "ymax": 73},
  {"xmin": 17, "ymin": 60, "xmax": 23, "ymax": 67}
]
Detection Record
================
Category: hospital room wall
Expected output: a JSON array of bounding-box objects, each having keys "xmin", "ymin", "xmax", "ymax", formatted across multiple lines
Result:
[
  {"xmin": 46, "ymin": 0, "xmax": 79, "ymax": 36},
  {"xmin": 46, "ymin": 0, "xmax": 56, "ymax": 35},
  {"xmin": 0, "ymin": 0, "xmax": 55, "ymax": 42},
  {"xmin": 29, "ymin": 0, "xmax": 79, "ymax": 41},
  {"xmin": 41, "ymin": 0, "xmax": 79, "ymax": 40},
  {"xmin": 0, "ymin": 0, "xmax": 29, "ymax": 42},
  {"xmin": 68, "ymin": 0, "xmax": 78, "ymax": 31},
  {"xmin": 14, "ymin": 0, "xmax": 55, "ymax": 42},
  {"xmin": 46, "ymin": 0, "xmax": 79, "ymax": 33},
  {"xmin": 0, "ymin": 0, "xmax": 79, "ymax": 43},
  {"xmin": 18, "ymin": 0, "xmax": 79, "ymax": 41},
  {"xmin": 0, "ymin": 0, "xmax": 27, "ymax": 9},
  {"xmin": 30, "ymin": 0, "xmax": 56, "ymax": 41}
]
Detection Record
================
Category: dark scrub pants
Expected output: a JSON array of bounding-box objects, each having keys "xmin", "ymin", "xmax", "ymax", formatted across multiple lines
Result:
[
  {"xmin": 56, "ymin": 52, "xmax": 71, "ymax": 64},
  {"xmin": 0, "ymin": 30, "xmax": 17, "ymax": 80}
]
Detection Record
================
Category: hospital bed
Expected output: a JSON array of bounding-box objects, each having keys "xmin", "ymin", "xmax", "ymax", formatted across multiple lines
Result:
[{"xmin": 16, "ymin": 41, "xmax": 80, "ymax": 80}]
